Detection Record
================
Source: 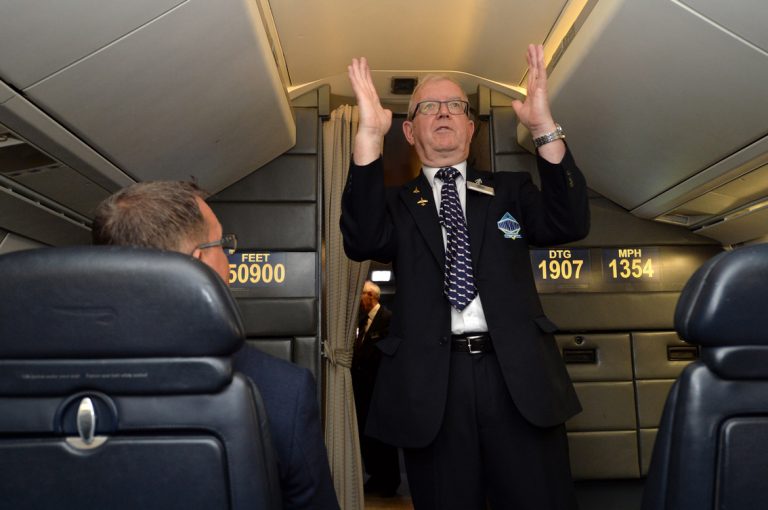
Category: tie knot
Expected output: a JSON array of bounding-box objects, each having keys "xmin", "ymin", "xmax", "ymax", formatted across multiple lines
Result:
[{"xmin": 436, "ymin": 167, "xmax": 459, "ymax": 182}]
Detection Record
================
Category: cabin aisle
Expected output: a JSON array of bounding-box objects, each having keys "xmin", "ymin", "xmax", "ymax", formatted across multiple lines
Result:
[
  {"xmin": 365, "ymin": 494, "xmax": 414, "ymax": 510},
  {"xmin": 363, "ymin": 479, "xmax": 644, "ymax": 509}
]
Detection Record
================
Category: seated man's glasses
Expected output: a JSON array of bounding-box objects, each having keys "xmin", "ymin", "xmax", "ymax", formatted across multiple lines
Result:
[
  {"xmin": 409, "ymin": 100, "xmax": 470, "ymax": 120},
  {"xmin": 197, "ymin": 233, "xmax": 238, "ymax": 255}
]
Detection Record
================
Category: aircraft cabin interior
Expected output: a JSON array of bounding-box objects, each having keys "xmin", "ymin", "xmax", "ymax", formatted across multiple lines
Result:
[{"xmin": 1, "ymin": 1, "xmax": 767, "ymax": 509}]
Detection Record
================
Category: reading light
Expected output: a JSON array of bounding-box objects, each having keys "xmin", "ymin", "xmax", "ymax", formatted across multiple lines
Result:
[{"xmin": 371, "ymin": 270, "xmax": 392, "ymax": 282}]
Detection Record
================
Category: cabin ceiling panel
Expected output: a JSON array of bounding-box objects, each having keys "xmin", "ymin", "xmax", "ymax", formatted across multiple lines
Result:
[
  {"xmin": 667, "ymin": 162, "xmax": 768, "ymax": 220},
  {"xmin": 679, "ymin": 0, "xmax": 768, "ymax": 52},
  {"xmin": 0, "ymin": 82, "xmax": 13, "ymax": 103},
  {"xmin": 0, "ymin": 187, "xmax": 91, "ymax": 246},
  {"xmin": 547, "ymin": 0, "xmax": 768, "ymax": 211},
  {"xmin": 0, "ymin": 121, "xmax": 115, "ymax": 219},
  {"xmin": 20, "ymin": 0, "xmax": 295, "ymax": 193},
  {"xmin": 0, "ymin": 232, "xmax": 45, "ymax": 254},
  {"xmin": 3, "ymin": 163, "xmax": 110, "ymax": 218},
  {"xmin": 270, "ymin": 0, "xmax": 569, "ymax": 86},
  {"xmin": 630, "ymin": 136, "xmax": 768, "ymax": 221},
  {"xmin": 693, "ymin": 204, "xmax": 768, "ymax": 245},
  {"xmin": 0, "ymin": 0, "xmax": 186, "ymax": 89},
  {"xmin": 0, "ymin": 90, "xmax": 134, "ymax": 192}
]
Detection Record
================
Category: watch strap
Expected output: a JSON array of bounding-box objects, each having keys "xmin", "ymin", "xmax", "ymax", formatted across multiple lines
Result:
[{"xmin": 533, "ymin": 124, "xmax": 565, "ymax": 148}]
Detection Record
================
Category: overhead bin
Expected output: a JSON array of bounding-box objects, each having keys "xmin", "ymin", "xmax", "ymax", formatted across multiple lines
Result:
[
  {"xmin": 0, "ymin": 0, "xmax": 188, "ymax": 90},
  {"xmin": 0, "ymin": 83, "xmax": 127, "ymax": 245},
  {"xmin": 0, "ymin": 0, "xmax": 294, "ymax": 194},
  {"xmin": 546, "ymin": 0, "xmax": 768, "ymax": 244},
  {"xmin": 642, "ymin": 141, "xmax": 768, "ymax": 245},
  {"xmin": 0, "ymin": 87, "xmax": 131, "ymax": 213}
]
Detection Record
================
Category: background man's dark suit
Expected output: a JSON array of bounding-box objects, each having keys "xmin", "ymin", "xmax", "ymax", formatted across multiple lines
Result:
[
  {"xmin": 234, "ymin": 346, "xmax": 339, "ymax": 510},
  {"xmin": 352, "ymin": 303, "xmax": 400, "ymax": 495}
]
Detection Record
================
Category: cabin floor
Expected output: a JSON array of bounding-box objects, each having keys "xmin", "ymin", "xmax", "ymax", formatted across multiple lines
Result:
[{"xmin": 364, "ymin": 474, "xmax": 644, "ymax": 510}]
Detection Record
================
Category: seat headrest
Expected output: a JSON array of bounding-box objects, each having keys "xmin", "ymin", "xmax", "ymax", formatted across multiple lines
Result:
[
  {"xmin": 0, "ymin": 246, "xmax": 244, "ymax": 358},
  {"xmin": 675, "ymin": 244, "xmax": 768, "ymax": 347}
]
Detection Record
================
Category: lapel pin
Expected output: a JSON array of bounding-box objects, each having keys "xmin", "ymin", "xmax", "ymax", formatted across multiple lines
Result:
[
  {"xmin": 412, "ymin": 186, "xmax": 420, "ymax": 194},
  {"xmin": 417, "ymin": 197, "xmax": 429, "ymax": 207}
]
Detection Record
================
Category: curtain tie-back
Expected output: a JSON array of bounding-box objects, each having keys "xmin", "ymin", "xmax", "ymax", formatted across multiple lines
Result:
[{"xmin": 323, "ymin": 340, "xmax": 354, "ymax": 368}]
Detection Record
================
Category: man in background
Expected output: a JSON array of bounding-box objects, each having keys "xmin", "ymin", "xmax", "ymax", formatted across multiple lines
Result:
[
  {"xmin": 352, "ymin": 280, "xmax": 400, "ymax": 497},
  {"xmin": 92, "ymin": 180, "xmax": 340, "ymax": 510}
]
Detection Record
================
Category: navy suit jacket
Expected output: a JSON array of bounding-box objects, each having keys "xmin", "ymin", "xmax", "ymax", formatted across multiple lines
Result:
[
  {"xmin": 233, "ymin": 346, "xmax": 339, "ymax": 510},
  {"xmin": 340, "ymin": 149, "xmax": 589, "ymax": 448}
]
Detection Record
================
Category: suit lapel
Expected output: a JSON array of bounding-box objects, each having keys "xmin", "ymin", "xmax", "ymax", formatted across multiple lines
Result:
[
  {"xmin": 400, "ymin": 171, "xmax": 444, "ymax": 268},
  {"xmin": 465, "ymin": 169, "xmax": 492, "ymax": 270},
  {"xmin": 366, "ymin": 309, "xmax": 383, "ymax": 341}
]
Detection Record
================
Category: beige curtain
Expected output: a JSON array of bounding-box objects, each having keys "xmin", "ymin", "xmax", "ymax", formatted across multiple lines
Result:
[{"xmin": 323, "ymin": 104, "xmax": 369, "ymax": 510}]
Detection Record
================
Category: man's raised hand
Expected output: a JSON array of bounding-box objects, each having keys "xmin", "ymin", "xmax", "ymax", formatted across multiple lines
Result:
[
  {"xmin": 512, "ymin": 44, "xmax": 557, "ymax": 137},
  {"xmin": 348, "ymin": 57, "xmax": 392, "ymax": 165},
  {"xmin": 512, "ymin": 44, "xmax": 564, "ymax": 162}
]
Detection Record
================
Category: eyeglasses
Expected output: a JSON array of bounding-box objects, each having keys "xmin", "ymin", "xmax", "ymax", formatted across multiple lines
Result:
[
  {"xmin": 409, "ymin": 100, "xmax": 470, "ymax": 120},
  {"xmin": 196, "ymin": 233, "xmax": 238, "ymax": 255}
]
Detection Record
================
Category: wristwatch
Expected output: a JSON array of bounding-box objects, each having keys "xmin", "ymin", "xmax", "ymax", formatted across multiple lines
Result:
[{"xmin": 533, "ymin": 124, "xmax": 565, "ymax": 148}]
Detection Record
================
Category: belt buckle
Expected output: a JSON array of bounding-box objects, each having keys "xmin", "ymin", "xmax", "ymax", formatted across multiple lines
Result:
[{"xmin": 466, "ymin": 335, "xmax": 483, "ymax": 354}]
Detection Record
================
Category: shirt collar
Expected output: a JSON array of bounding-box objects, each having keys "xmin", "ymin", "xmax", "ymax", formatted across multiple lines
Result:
[
  {"xmin": 368, "ymin": 303, "xmax": 380, "ymax": 320},
  {"xmin": 423, "ymin": 161, "xmax": 468, "ymax": 189}
]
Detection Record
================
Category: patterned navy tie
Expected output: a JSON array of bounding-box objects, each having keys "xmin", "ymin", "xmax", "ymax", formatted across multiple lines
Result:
[{"xmin": 436, "ymin": 167, "xmax": 477, "ymax": 310}]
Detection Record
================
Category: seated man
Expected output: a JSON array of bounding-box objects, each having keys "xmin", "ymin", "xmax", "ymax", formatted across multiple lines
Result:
[{"xmin": 92, "ymin": 180, "xmax": 339, "ymax": 510}]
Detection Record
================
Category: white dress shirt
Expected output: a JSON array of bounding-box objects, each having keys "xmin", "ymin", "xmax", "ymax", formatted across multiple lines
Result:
[
  {"xmin": 364, "ymin": 303, "xmax": 380, "ymax": 336},
  {"xmin": 422, "ymin": 162, "xmax": 489, "ymax": 335}
]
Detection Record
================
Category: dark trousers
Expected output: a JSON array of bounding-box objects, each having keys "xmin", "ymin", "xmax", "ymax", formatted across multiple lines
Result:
[
  {"xmin": 360, "ymin": 434, "xmax": 400, "ymax": 492},
  {"xmin": 403, "ymin": 351, "xmax": 578, "ymax": 510},
  {"xmin": 353, "ymin": 373, "xmax": 400, "ymax": 493}
]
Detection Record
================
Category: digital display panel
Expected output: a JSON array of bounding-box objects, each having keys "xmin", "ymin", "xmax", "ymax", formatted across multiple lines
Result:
[
  {"xmin": 602, "ymin": 247, "xmax": 660, "ymax": 283},
  {"xmin": 530, "ymin": 249, "xmax": 592, "ymax": 290},
  {"xmin": 530, "ymin": 246, "xmax": 720, "ymax": 293},
  {"xmin": 227, "ymin": 251, "xmax": 316, "ymax": 297}
]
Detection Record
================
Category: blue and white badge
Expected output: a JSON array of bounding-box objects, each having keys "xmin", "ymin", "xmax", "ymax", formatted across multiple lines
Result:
[{"xmin": 497, "ymin": 212, "xmax": 522, "ymax": 239}]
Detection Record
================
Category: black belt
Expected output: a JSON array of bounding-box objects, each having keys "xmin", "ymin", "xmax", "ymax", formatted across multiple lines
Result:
[{"xmin": 451, "ymin": 333, "xmax": 493, "ymax": 354}]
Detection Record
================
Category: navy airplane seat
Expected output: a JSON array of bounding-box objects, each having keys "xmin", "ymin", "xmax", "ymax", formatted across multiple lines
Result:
[
  {"xmin": 642, "ymin": 244, "xmax": 768, "ymax": 510},
  {"xmin": 0, "ymin": 246, "xmax": 280, "ymax": 509}
]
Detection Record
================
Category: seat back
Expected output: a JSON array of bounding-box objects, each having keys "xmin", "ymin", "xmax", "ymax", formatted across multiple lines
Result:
[
  {"xmin": 642, "ymin": 244, "xmax": 768, "ymax": 510},
  {"xmin": 0, "ymin": 246, "xmax": 280, "ymax": 509}
]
